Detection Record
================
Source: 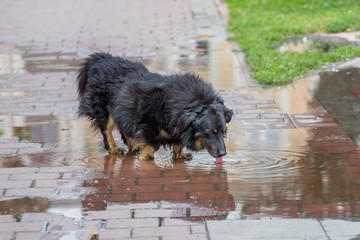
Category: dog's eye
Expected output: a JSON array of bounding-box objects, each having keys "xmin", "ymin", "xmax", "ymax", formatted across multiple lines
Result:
[
  {"xmin": 209, "ymin": 129, "xmax": 217, "ymax": 135},
  {"xmin": 223, "ymin": 128, "xmax": 228, "ymax": 138},
  {"xmin": 208, "ymin": 130, "xmax": 216, "ymax": 135}
]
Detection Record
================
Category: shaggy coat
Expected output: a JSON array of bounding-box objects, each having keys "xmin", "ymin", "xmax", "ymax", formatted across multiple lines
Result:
[{"xmin": 76, "ymin": 52, "xmax": 233, "ymax": 160}]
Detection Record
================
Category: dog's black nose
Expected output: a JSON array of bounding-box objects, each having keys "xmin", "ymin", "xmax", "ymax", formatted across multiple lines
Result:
[{"xmin": 217, "ymin": 149, "xmax": 226, "ymax": 157}]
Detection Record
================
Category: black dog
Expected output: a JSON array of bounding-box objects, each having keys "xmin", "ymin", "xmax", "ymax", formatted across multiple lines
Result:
[{"xmin": 76, "ymin": 52, "xmax": 233, "ymax": 161}]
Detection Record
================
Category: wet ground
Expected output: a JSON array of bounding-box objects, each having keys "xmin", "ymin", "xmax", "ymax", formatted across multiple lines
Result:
[{"xmin": 1, "ymin": 0, "xmax": 360, "ymax": 239}]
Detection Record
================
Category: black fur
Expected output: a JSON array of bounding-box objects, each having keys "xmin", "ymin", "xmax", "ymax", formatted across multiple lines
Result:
[{"xmin": 76, "ymin": 52, "xmax": 233, "ymax": 158}]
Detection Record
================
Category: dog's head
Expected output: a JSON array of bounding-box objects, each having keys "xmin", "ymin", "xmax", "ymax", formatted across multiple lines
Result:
[
  {"xmin": 193, "ymin": 103, "xmax": 233, "ymax": 158},
  {"xmin": 176, "ymin": 101, "xmax": 233, "ymax": 158}
]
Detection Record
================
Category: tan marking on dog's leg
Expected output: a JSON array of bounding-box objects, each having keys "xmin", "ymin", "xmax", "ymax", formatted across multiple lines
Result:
[
  {"xmin": 172, "ymin": 144, "xmax": 192, "ymax": 160},
  {"xmin": 194, "ymin": 138, "xmax": 205, "ymax": 150},
  {"xmin": 160, "ymin": 129, "xmax": 171, "ymax": 139},
  {"xmin": 138, "ymin": 144, "xmax": 155, "ymax": 161},
  {"xmin": 132, "ymin": 142, "xmax": 146, "ymax": 152},
  {"xmin": 122, "ymin": 133, "xmax": 135, "ymax": 151},
  {"xmin": 106, "ymin": 115, "xmax": 124, "ymax": 155}
]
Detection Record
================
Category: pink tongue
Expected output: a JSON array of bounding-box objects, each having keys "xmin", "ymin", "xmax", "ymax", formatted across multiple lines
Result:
[{"xmin": 216, "ymin": 157, "xmax": 223, "ymax": 164}]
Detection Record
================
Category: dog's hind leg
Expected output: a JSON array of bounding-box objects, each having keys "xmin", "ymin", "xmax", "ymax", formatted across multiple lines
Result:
[
  {"xmin": 102, "ymin": 132, "xmax": 110, "ymax": 151},
  {"xmin": 172, "ymin": 145, "xmax": 192, "ymax": 160},
  {"xmin": 121, "ymin": 132, "xmax": 135, "ymax": 151},
  {"xmin": 102, "ymin": 115, "xmax": 125, "ymax": 155}
]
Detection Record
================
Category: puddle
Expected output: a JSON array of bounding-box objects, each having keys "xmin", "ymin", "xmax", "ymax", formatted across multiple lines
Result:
[
  {"xmin": 0, "ymin": 53, "xmax": 26, "ymax": 74},
  {"xmin": 1, "ymin": 130, "xmax": 359, "ymax": 221},
  {"xmin": 279, "ymin": 37, "xmax": 312, "ymax": 53},
  {"xmin": 0, "ymin": 47, "xmax": 82, "ymax": 75},
  {"xmin": 0, "ymin": 123, "xmax": 359, "ymax": 220},
  {"xmin": 197, "ymin": 35, "xmax": 215, "ymax": 39},
  {"xmin": 314, "ymin": 68, "xmax": 360, "ymax": 145},
  {"xmin": 0, "ymin": 197, "xmax": 51, "ymax": 219},
  {"xmin": 128, "ymin": 39, "xmax": 247, "ymax": 90},
  {"xmin": 279, "ymin": 37, "xmax": 340, "ymax": 53},
  {"xmin": 2, "ymin": 32, "xmax": 360, "ymax": 223},
  {"xmin": 0, "ymin": 197, "xmax": 83, "ymax": 222}
]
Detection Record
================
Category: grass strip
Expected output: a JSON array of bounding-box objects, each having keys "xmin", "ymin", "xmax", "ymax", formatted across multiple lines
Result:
[{"xmin": 225, "ymin": 0, "xmax": 360, "ymax": 84}]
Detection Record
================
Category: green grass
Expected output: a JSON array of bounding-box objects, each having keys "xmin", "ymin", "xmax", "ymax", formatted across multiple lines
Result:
[{"xmin": 225, "ymin": 0, "xmax": 360, "ymax": 84}]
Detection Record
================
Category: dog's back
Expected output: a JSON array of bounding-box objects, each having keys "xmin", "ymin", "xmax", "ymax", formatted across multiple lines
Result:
[
  {"xmin": 76, "ymin": 52, "xmax": 149, "ymax": 99},
  {"xmin": 76, "ymin": 53, "xmax": 150, "ymax": 124}
]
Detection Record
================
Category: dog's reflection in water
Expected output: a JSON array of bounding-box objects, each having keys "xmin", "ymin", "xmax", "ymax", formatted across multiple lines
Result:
[{"xmin": 83, "ymin": 153, "xmax": 235, "ymax": 219}]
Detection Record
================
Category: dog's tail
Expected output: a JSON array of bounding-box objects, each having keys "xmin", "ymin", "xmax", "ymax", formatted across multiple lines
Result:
[
  {"xmin": 76, "ymin": 52, "xmax": 112, "ymax": 98},
  {"xmin": 76, "ymin": 58, "xmax": 90, "ymax": 98}
]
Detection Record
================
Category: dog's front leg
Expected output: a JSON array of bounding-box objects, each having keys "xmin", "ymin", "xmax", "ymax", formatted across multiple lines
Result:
[
  {"xmin": 172, "ymin": 145, "xmax": 192, "ymax": 160},
  {"xmin": 138, "ymin": 144, "xmax": 156, "ymax": 161}
]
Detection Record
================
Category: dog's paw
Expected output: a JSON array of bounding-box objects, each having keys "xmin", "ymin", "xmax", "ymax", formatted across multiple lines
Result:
[
  {"xmin": 138, "ymin": 153, "xmax": 154, "ymax": 161},
  {"xmin": 108, "ymin": 148, "xmax": 125, "ymax": 155},
  {"xmin": 173, "ymin": 152, "xmax": 192, "ymax": 160}
]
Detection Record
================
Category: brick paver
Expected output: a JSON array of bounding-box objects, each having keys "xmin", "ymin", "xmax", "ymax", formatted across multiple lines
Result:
[{"xmin": 1, "ymin": 0, "xmax": 360, "ymax": 239}]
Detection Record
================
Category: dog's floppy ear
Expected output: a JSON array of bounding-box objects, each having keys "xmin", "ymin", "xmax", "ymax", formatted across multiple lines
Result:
[
  {"xmin": 223, "ymin": 106, "xmax": 233, "ymax": 123},
  {"xmin": 173, "ymin": 111, "xmax": 197, "ymax": 138},
  {"xmin": 173, "ymin": 104, "xmax": 206, "ymax": 141}
]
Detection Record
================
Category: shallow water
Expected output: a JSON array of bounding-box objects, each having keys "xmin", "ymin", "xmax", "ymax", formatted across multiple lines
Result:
[
  {"xmin": 1, "ymin": 37, "xmax": 360, "ymax": 221},
  {"xmin": 1, "ymin": 115, "xmax": 359, "ymax": 220}
]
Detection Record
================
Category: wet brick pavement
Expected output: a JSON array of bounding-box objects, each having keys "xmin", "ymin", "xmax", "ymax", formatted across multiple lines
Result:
[{"xmin": 1, "ymin": 0, "xmax": 360, "ymax": 239}]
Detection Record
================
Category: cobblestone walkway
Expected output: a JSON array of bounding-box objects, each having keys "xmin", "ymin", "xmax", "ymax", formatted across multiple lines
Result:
[{"xmin": 1, "ymin": 0, "xmax": 360, "ymax": 239}]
